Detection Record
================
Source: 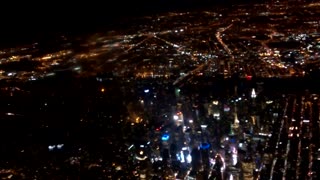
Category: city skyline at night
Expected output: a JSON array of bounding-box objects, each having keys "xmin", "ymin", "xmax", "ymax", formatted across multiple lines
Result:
[{"xmin": 0, "ymin": 0, "xmax": 319, "ymax": 179}]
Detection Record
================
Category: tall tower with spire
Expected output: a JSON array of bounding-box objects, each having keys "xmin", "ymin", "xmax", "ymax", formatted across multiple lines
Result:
[
  {"xmin": 233, "ymin": 105, "xmax": 239, "ymax": 128},
  {"xmin": 251, "ymin": 88, "xmax": 257, "ymax": 99}
]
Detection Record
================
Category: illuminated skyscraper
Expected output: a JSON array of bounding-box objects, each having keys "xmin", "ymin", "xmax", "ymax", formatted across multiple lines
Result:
[{"xmin": 251, "ymin": 88, "xmax": 256, "ymax": 99}]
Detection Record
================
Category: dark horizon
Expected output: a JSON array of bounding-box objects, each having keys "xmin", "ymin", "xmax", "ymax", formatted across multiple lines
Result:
[{"xmin": 0, "ymin": 0, "xmax": 266, "ymax": 47}]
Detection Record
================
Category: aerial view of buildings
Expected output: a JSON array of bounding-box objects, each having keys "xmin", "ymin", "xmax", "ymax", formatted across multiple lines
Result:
[{"xmin": 0, "ymin": 0, "xmax": 319, "ymax": 179}]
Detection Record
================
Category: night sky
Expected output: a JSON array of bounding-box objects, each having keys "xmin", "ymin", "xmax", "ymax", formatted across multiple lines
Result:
[{"xmin": 1, "ymin": 0, "xmax": 259, "ymax": 46}]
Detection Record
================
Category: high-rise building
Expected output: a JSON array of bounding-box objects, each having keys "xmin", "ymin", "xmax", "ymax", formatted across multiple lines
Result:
[
  {"xmin": 200, "ymin": 142, "xmax": 211, "ymax": 171},
  {"xmin": 191, "ymin": 147, "xmax": 201, "ymax": 172}
]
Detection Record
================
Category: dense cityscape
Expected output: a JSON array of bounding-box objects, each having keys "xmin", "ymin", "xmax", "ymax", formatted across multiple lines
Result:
[{"xmin": 0, "ymin": 0, "xmax": 320, "ymax": 179}]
